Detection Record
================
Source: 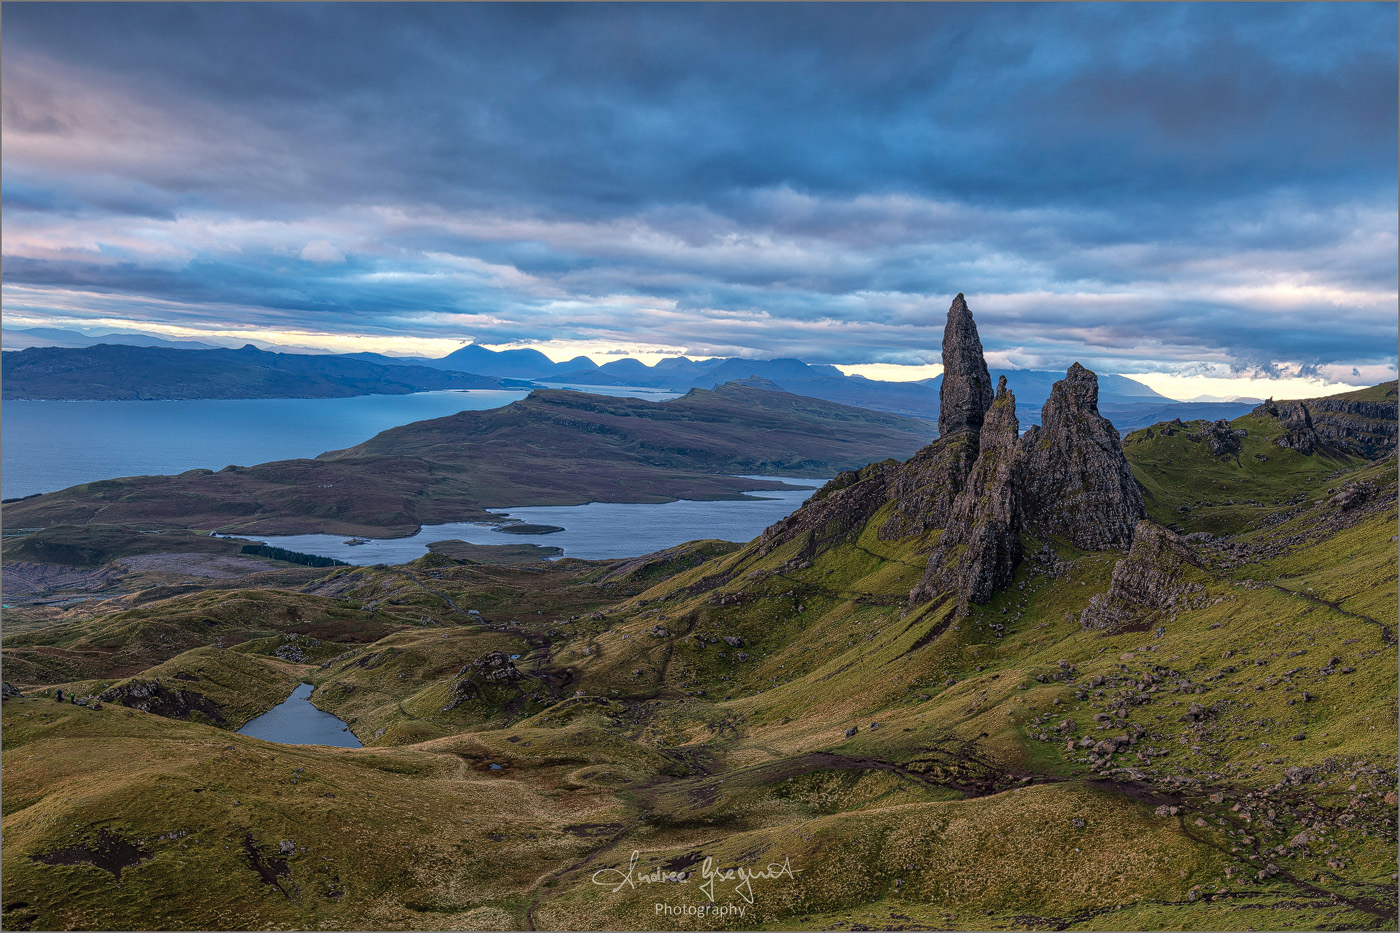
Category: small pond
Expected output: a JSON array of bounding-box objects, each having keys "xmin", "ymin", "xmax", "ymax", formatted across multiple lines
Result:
[{"xmin": 237, "ymin": 683, "xmax": 362, "ymax": 747}]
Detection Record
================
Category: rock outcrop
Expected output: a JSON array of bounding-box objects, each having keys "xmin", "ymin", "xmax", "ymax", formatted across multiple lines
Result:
[
  {"xmin": 1258, "ymin": 399, "xmax": 1323, "ymax": 455},
  {"xmin": 96, "ymin": 680, "xmax": 228, "ymax": 724},
  {"xmin": 876, "ymin": 434, "xmax": 980, "ymax": 540},
  {"xmin": 1020, "ymin": 363, "xmax": 1146, "ymax": 550},
  {"xmin": 1080, "ymin": 521, "xmax": 1206, "ymax": 631},
  {"xmin": 1307, "ymin": 393, "xmax": 1398, "ymax": 458},
  {"xmin": 937, "ymin": 293, "xmax": 994, "ymax": 438},
  {"xmin": 1187, "ymin": 419, "xmax": 1245, "ymax": 458},
  {"xmin": 441, "ymin": 651, "xmax": 525, "ymax": 711},
  {"xmin": 726, "ymin": 375, "xmax": 785, "ymax": 391},
  {"xmin": 762, "ymin": 459, "xmax": 903, "ymax": 556},
  {"xmin": 1254, "ymin": 384, "xmax": 1398, "ymax": 459},
  {"xmin": 770, "ymin": 295, "xmax": 997, "ymax": 552},
  {"xmin": 914, "ymin": 377, "xmax": 1023, "ymax": 607}
]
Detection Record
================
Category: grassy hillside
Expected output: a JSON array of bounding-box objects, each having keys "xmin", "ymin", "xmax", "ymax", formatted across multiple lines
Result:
[{"xmin": 1123, "ymin": 415, "xmax": 1362, "ymax": 535}]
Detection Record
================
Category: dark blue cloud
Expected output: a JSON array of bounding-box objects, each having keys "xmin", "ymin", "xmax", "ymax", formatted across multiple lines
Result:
[{"xmin": 1, "ymin": 3, "xmax": 1395, "ymax": 379}]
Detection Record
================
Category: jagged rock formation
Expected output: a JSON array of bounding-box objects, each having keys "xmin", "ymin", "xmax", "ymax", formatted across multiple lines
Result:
[
  {"xmin": 1254, "ymin": 386, "xmax": 1398, "ymax": 459},
  {"xmin": 762, "ymin": 296, "xmax": 1149, "ymax": 612},
  {"xmin": 1020, "ymin": 363, "xmax": 1146, "ymax": 551},
  {"xmin": 909, "ymin": 360, "xmax": 1145, "ymax": 608},
  {"xmin": 1080, "ymin": 521, "xmax": 1206, "ymax": 631},
  {"xmin": 876, "ymin": 435, "xmax": 980, "ymax": 540},
  {"xmin": 1187, "ymin": 419, "xmax": 1245, "ymax": 458},
  {"xmin": 879, "ymin": 295, "xmax": 995, "ymax": 539},
  {"xmin": 441, "ymin": 651, "xmax": 525, "ymax": 711},
  {"xmin": 1258, "ymin": 399, "xmax": 1324, "ymax": 455},
  {"xmin": 2, "ymin": 682, "xmax": 22, "ymax": 698},
  {"xmin": 937, "ymin": 293, "xmax": 995, "ymax": 437},
  {"xmin": 913, "ymin": 377, "xmax": 1023, "ymax": 607},
  {"xmin": 764, "ymin": 296, "xmax": 996, "ymax": 552},
  {"xmin": 96, "ymin": 680, "xmax": 228, "ymax": 724}
]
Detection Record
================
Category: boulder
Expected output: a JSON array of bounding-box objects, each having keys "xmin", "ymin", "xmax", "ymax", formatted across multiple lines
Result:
[
  {"xmin": 1081, "ymin": 521, "xmax": 1206, "ymax": 631},
  {"xmin": 1328, "ymin": 482, "xmax": 1373, "ymax": 511}
]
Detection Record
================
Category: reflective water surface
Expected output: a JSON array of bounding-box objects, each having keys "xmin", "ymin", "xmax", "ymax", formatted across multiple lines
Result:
[
  {"xmin": 240, "ymin": 476, "xmax": 826, "ymax": 563},
  {"xmin": 237, "ymin": 683, "xmax": 362, "ymax": 747}
]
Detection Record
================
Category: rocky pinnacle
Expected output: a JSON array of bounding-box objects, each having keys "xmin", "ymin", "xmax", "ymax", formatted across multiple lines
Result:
[
  {"xmin": 1019, "ymin": 363, "xmax": 1147, "ymax": 550},
  {"xmin": 914, "ymin": 375, "xmax": 1024, "ymax": 609},
  {"xmin": 938, "ymin": 294, "xmax": 994, "ymax": 438}
]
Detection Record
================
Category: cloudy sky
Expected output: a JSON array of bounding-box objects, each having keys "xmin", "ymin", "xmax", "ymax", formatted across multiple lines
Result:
[{"xmin": 3, "ymin": 3, "xmax": 1396, "ymax": 397}]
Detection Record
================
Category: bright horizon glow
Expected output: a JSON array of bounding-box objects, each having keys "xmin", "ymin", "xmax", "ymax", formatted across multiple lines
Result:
[
  {"xmin": 835, "ymin": 363, "xmax": 944, "ymax": 382},
  {"xmin": 1129, "ymin": 373, "xmax": 1364, "ymax": 405},
  {"xmin": 836, "ymin": 361, "xmax": 1379, "ymax": 403}
]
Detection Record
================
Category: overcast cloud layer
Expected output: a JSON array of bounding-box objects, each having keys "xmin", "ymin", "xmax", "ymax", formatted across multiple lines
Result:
[{"xmin": 3, "ymin": 3, "xmax": 1396, "ymax": 385}]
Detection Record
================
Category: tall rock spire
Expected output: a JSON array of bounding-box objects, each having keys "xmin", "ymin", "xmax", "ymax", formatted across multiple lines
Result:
[
  {"xmin": 938, "ymin": 294, "xmax": 994, "ymax": 438},
  {"xmin": 1019, "ymin": 363, "xmax": 1146, "ymax": 550},
  {"xmin": 878, "ymin": 294, "xmax": 990, "ymax": 540},
  {"xmin": 913, "ymin": 375, "xmax": 1024, "ymax": 609}
]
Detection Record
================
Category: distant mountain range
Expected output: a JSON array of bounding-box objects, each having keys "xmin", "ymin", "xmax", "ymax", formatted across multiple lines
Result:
[
  {"xmin": 2, "ymin": 344, "xmax": 523, "ymax": 400},
  {"xmin": 2, "ymin": 326, "xmax": 342, "ymax": 355},
  {"xmin": 3, "ymin": 331, "xmax": 1263, "ymax": 429},
  {"xmin": 3, "ymin": 327, "xmax": 226, "ymax": 352},
  {"xmin": 350, "ymin": 345, "xmax": 1258, "ymax": 431}
]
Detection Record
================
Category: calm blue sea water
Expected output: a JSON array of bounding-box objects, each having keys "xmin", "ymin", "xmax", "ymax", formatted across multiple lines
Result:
[
  {"xmin": 238, "ymin": 475, "xmax": 825, "ymax": 563},
  {"xmin": 1, "ymin": 390, "xmax": 529, "ymax": 499},
  {"xmin": 2, "ymin": 387, "xmax": 686, "ymax": 500},
  {"xmin": 237, "ymin": 682, "xmax": 362, "ymax": 747}
]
